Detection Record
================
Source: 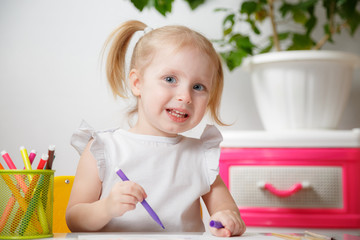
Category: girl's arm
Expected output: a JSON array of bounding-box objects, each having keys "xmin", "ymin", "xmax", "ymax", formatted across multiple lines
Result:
[
  {"xmin": 65, "ymin": 140, "xmax": 146, "ymax": 232},
  {"xmin": 202, "ymin": 175, "xmax": 246, "ymax": 237}
]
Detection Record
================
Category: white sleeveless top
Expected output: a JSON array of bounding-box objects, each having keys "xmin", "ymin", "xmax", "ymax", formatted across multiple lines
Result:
[{"xmin": 71, "ymin": 120, "xmax": 222, "ymax": 232}]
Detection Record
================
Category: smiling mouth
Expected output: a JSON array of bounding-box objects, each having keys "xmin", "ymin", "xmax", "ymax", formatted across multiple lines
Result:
[{"xmin": 166, "ymin": 109, "xmax": 189, "ymax": 118}]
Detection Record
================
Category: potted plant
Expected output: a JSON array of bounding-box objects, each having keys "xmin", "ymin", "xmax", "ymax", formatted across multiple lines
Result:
[
  {"xmin": 128, "ymin": 0, "xmax": 205, "ymax": 16},
  {"xmin": 215, "ymin": 0, "xmax": 360, "ymax": 131},
  {"xmin": 129, "ymin": 0, "xmax": 360, "ymax": 131}
]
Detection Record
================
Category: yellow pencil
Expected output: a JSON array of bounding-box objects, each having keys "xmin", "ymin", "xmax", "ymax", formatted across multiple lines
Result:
[
  {"xmin": 271, "ymin": 233, "xmax": 302, "ymax": 240},
  {"xmin": 305, "ymin": 231, "xmax": 333, "ymax": 240}
]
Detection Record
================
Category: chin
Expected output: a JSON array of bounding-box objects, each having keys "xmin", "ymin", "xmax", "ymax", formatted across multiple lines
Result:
[{"xmin": 165, "ymin": 123, "xmax": 198, "ymax": 135}]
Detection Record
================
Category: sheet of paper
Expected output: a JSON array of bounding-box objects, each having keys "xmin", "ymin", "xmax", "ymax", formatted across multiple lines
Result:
[
  {"xmin": 78, "ymin": 235, "xmax": 194, "ymax": 240},
  {"xmin": 76, "ymin": 232, "xmax": 281, "ymax": 240}
]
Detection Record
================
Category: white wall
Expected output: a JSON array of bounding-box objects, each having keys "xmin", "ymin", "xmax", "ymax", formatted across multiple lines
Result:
[{"xmin": 1, "ymin": 0, "xmax": 360, "ymax": 176}]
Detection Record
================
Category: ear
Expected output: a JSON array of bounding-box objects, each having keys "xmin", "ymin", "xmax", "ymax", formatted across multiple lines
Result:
[{"xmin": 129, "ymin": 69, "xmax": 141, "ymax": 97}]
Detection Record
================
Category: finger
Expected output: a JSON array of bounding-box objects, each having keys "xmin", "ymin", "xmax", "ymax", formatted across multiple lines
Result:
[
  {"xmin": 119, "ymin": 182, "xmax": 147, "ymax": 202},
  {"xmin": 107, "ymin": 196, "xmax": 137, "ymax": 218},
  {"xmin": 230, "ymin": 217, "xmax": 246, "ymax": 236},
  {"xmin": 213, "ymin": 228, "xmax": 231, "ymax": 237},
  {"xmin": 113, "ymin": 202, "xmax": 137, "ymax": 217},
  {"xmin": 118, "ymin": 194, "xmax": 140, "ymax": 205},
  {"xmin": 224, "ymin": 219, "xmax": 237, "ymax": 236},
  {"xmin": 239, "ymin": 219, "xmax": 247, "ymax": 236},
  {"xmin": 209, "ymin": 220, "xmax": 231, "ymax": 237},
  {"xmin": 212, "ymin": 216, "xmax": 243, "ymax": 237}
]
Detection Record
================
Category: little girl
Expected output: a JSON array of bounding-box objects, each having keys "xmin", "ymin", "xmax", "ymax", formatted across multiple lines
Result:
[{"xmin": 66, "ymin": 20, "xmax": 246, "ymax": 237}]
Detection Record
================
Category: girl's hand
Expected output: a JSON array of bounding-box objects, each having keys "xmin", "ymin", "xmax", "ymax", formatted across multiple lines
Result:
[
  {"xmin": 209, "ymin": 210, "xmax": 246, "ymax": 237},
  {"xmin": 105, "ymin": 181, "xmax": 147, "ymax": 218}
]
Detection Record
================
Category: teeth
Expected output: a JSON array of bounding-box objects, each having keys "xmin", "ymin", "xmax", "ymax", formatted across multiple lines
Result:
[{"xmin": 168, "ymin": 109, "xmax": 188, "ymax": 118}]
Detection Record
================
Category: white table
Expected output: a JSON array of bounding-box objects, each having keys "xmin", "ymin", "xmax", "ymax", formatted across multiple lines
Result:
[{"xmin": 49, "ymin": 229, "xmax": 360, "ymax": 240}]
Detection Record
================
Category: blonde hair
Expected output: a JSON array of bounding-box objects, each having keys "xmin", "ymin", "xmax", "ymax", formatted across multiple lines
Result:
[{"xmin": 103, "ymin": 20, "xmax": 226, "ymax": 126}]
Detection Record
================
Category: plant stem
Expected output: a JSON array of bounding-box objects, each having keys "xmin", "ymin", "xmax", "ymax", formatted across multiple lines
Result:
[
  {"xmin": 313, "ymin": 22, "xmax": 348, "ymax": 50},
  {"xmin": 268, "ymin": 0, "xmax": 281, "ymax": 51},
  {"xmin": 314, "ymin": 0, "xmax": 336, "ymax": 50}
]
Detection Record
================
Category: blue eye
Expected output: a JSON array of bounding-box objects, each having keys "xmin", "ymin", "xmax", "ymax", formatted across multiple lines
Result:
[
  {"xmin": 193, "ymin": 84, "xmax": 205, "ymax": 91},
  {"xmin": 165, "ymin": 76, "xmax": 176, "ymax": 84}
]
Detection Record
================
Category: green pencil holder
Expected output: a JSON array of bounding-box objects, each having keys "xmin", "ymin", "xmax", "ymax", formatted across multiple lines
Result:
[{"xmin": 0, "ymin": 170, "xmax": 54, "ymax": 239}]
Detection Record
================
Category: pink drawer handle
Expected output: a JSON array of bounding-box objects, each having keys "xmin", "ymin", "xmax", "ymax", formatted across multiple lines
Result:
[{"xmin": 258, "ymin": 181, "xmax": 310, "ymax": 197}]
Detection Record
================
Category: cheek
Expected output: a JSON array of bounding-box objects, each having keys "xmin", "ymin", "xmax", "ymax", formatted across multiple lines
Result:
[
  {"xmin": 142, "ymin": 87, "xmax": 171, "ymax": 107},
  {"xmin": 194, "ymin": 96, "xmax": 210, "ymax": 115}
]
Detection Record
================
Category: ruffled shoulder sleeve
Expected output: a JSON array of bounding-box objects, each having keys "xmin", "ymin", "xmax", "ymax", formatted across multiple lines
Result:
[
  {"xmin": 70, "ymin": 120, "xmax": 106, "ymax": 181},
  {"xmin": 200, "ymin": 124, "xmax": 223, "ymax": 185}
]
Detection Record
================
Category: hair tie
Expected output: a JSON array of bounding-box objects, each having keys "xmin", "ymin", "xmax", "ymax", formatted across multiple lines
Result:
[{"xmin": 143, "ymin": 26, "xmax": 153, "ymax": 35}]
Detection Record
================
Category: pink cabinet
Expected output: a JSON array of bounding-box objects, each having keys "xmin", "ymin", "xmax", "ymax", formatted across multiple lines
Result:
[{"xmin": 219, "ymin": 131, "xmax": 360, "ymax": 228}]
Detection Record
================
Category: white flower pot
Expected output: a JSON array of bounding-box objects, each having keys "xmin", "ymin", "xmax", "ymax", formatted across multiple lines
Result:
[{"xmin": 244, "ymin": 50, "xmax": 360, "ymax": 131}]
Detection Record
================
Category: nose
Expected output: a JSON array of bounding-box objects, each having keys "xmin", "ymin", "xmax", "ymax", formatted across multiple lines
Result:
[{"xmin": 176, "ymin": 89, "xmax": 192, "ymax": 104}]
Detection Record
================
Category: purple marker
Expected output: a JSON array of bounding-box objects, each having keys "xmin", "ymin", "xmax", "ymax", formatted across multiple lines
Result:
[
  {"xmin": 116, "ymin": 169, "xmax": 165, "ymax": 229},
  {"xmin": 210, "ymin": 220, "xmax": 224, "ymax": 229}
]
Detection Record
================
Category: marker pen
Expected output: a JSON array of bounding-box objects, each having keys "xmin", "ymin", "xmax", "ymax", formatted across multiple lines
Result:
[
  {"xmin": 1, "ymin": 150, "xmax": 17, "ymax": 169},
  {"xmin": 37, "ymin": 154, "xmax": 48, "ymax": 170},
  {"xmin": 210, "ymin": 220, "xmax": 224, "ymax": 229},
  {"xmin": 45, "ymin": 145, "xmax": 55, "ymax": 170},
  {"xmin": 116, "ymin": 169, "xmax": 165, "ymax": 229},
  {"xmin": 29, "ymin": 150, "xmax": 37, "ymax": 165},
  {"xmin": 1, "ymin": 150, "xmax": 28, "ymax": 191},
  {"xmin": 20, "ymin": 146, "xmax": 32, "ymax": 170}
]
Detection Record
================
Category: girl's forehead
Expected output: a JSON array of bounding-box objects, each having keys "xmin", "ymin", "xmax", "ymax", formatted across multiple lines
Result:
[
  {"xmin": 154, "ymin": 44, "xmax": 213, "ymax": 63},
  {"xmin": 151, "ymin": 46, "xmax": 213, "ymax": 69}
]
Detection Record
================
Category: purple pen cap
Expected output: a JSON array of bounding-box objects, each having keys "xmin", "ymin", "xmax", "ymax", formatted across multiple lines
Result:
[{"xmin": 209, "ymin": 220, "xmax": 224, "ymax": 229}]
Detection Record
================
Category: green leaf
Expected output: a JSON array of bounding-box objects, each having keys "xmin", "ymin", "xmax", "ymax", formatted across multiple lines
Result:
[
  {"xmin": 280, "ymin": 0, "xmax": 317, "ymax": 21},
  {"xmin": 255, "ymin": 9, "xmax": 267, "ymax": 21},
  {"xmin": 223, "ymin": 14, "xmax": 235, "ymax": 28},
  {"xmin": 305, "ymin": 15, "xmax": 317, "ymax": 35},
  {"xmin": 214, "ymin": 8, "xmax": 229, "ymax": 12},
  {"xmin": 154, "ymin": 0, "xmax": 174, "ymax": 16},
  {"xmin": 222, "ymin": 14, "xmax": 235, "ymax": 36},
  {"xmin": 130, "ymin": 0, "xmax": 149, "ymax": 11},
  {"xmin": 299, "ymin": 0, "xmax": 317, "ymax": 10},
  {"xmin": 246, "ymin": 18, "xmax": 261, "ymax": 35},
  {"xmin": 337, "ymin": 0, "xmax": 360, "ymax": 35},
  {"xmin": 259, "ymin": 44, "xmax": 273, "ymax": 54},
  {"xmin": 221, "ymin": 49, "xmax": 249, "ymax": 71},
  {"xmin": 323, "ymin": 24, "xmax": 334, "ymax": 43},
  {"xmin": 240, "ymin": 1, "xmax": 257, "ymax": 15},
  {"xmin": 279, "ymin": 3, "xmax": 293, "ymax": 18},
  {"xmin": 229, "ymin": 34, "xmax": 255, "ymax": 54},
  {"xmin": 223, "ymin": 27, "xmax": 233, "ymax": 36},
  {"xmin": 293, "ymin": 9, "xmax": 307, "ymax": 24},
  {"xmin": 277, "ymin": 32, "xmax": 290, "ymax": 41},
  {"xmin": 322, "ymin": 0, "xmax": 336, "ymax": 19},
  {"xmin": 287, "ymin": 33, "xmax": 314, "ymax": 50},
  {"xmin": 184, "ymin": 0, "xmax": 205, "ymax": 10},
  {"xmin": 348, "ymin": 12, "xmax": 360, "ymax": 35}
]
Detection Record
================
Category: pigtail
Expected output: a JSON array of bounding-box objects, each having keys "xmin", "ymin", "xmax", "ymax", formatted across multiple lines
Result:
[
  {"xmin": 209, "ymin": 53, "xmax": 228, "ymax": 126},
  {"xmin": 102, "ymin": 20, "xmax": 147, "ymax": 98}
]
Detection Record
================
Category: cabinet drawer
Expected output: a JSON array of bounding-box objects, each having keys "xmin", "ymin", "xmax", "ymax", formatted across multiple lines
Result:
[{"xmin": 229, "ymin": 166, "xmax": 343, "ymax": 209}]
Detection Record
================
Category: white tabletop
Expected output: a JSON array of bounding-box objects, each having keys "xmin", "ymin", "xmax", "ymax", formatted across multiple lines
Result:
[{"xmin": 49, "ymin": 229, "xmax": 360, "ymax": 240}]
